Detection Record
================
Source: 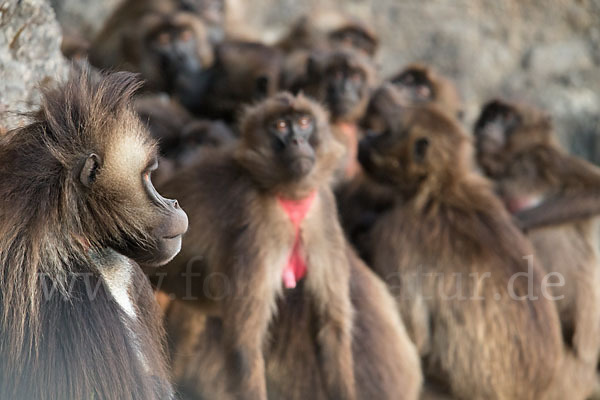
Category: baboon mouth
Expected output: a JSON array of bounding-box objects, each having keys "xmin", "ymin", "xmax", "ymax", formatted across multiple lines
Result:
[{"xmin": 162, "ymin": 234, "xmax": 182, "ymax": 240}]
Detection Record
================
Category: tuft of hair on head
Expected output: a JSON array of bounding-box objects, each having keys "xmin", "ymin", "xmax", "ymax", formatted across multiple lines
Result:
[{"xmin": 0, "ymin": 65, "xmax": 147, "ymax": 357}]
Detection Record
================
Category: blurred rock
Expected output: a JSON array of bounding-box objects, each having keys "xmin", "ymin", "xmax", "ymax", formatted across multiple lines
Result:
[
  {"xmin": 0, "ymin": 0, "xmax": 68, "ymax": 130},
  {"xmin": 523, "ymin": 39, "xmax": 594, "ymax": 79},
  {"xmin": 49, "ymin": 0, "xmax": 122, "ymax": 39}
]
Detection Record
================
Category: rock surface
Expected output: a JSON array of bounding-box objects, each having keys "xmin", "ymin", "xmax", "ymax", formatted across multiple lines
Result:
[{"xmin": 0, "ymin": 0, "xmax": 68, "ymax": 131}]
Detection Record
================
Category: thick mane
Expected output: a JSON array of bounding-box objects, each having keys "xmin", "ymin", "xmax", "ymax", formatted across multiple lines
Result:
[{"xmin": 0, "ymin": 66, "xmax": 143, "ymax": 359}]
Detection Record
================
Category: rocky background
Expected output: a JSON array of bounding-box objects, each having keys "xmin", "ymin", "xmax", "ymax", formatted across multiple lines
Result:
[{"xmin": 1, "ymin": 0, "xmax": 599, "ymax": 162}]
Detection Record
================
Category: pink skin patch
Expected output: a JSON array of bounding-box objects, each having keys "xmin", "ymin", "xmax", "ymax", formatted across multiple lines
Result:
[
  {"xmin": 277, "ymin": 190, "xmax": 317, "ymax": 289},
  {"xmin": 505, "ymin": 195, "xmax": 543, "ymax": 213}
]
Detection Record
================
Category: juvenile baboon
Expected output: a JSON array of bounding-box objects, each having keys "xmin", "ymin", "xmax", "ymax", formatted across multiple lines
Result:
[
  {"xmin": 294, "ymin": 49, "xmax": 377, "ymax": 181},
  {"xmin": 354, "ymin": 100, "xmax": 564, "ymax": 399},
  {"xmin": 0, "ymin": 68, "xmax": 188, "ymax": 399},
  {"xmin": 474, "ymin": 99, "xmax": 600, "ymax": 398},
  {"xmin": 155, "ymin": 92, "xmax": 420, "ymax": 399},
  {"xmin": 90, "ymin": 10, "xmax": 214, "ymax": 98}
]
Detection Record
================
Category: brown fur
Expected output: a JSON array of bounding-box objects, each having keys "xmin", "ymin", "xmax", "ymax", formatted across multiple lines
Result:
[
  {"xmin": 60, "ymin": 33, "xmax": 90, "ymax": 60},
  {"xmin": 89, "ymin": 9, "xmax": 213, "ymax": 93},
  {"xmin": 134, "ymin": 94, "xmax": 236, "ymax": 185},
  {"xmin": 277, "ymin": 14, "xmax": 378, "ymax": 57},
  {"xmin": 388, "ymin": 63, "xmax": 463, "ymax": 120},
  {"xmin": 189, "ymin": 40, "xmax": 283, "ymax": 121},
  {"xmin": 156, "ymin": 92, "xmax": 354, "ymax": 399},
  {"xmin": 154, "ymin": 92, "xmax": 420, "ymax": 399},
  {"xmin": 475, "ymin": 99, "xmax": 600, "ymax": 399},
  {"xmin": 353, "ymin": 101, "xmax": 564, "ymax": 399},
  {"xmin": 0, "ymin": 68, "xmax": 173, "ymax": 399},
  {"xmin": 164, "ymin": 249, "xmax": 422, "ymax": 400},
  {"xmin": 292, "ymin": 49, "xmax": 377, "ymax": 182}
]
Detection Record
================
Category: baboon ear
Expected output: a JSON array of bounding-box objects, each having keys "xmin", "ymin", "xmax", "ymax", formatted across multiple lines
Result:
[
  {"xmin": 79, "ymin": 153, "xmax": 101, "ymax": 187},
  {"xmin": 414, "ymin": 138, "xmax": 429, "ymax": 162}
]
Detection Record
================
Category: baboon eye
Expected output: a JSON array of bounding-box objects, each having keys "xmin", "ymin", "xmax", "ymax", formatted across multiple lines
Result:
[
  {"xmin": 275, "ymin": 119, "xmax": 288, "ymax": 133},
  {"xmin": 156, "ymin": 32, "xmax": 171, "ymax": 46},
  {"xmin": 179, "ymin": 29, "xmax": 193, "ymax": 42},
  {"xmin": 297, "ymin": 115, "xmax": 312, "ymax": 130}
]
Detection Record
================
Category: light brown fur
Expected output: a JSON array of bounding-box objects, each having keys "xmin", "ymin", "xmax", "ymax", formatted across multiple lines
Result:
[
  {"xmin": 89, "ymin": 9, "xmax": 213, "ymax": 93},
  {"xmin": 353, "ymin": 100, "xmax": 564, "ymax": 399},
  {"xmin": 475, "ymin": 99, "xmax": 600, "ymax": 399},
  {"xmin": 388, "ymin": 63, "xmax": 463, "ymax": 120},
  {"xmin": 0, "ymin": 68, "xmax": 177, "ymax": 399},
  {"xmin": 154, "ymin": 92, "xmax": 421, "ymax": 399}
]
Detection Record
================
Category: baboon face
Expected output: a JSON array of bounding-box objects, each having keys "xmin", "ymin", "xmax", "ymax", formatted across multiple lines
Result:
[
  {"xmin": 307, "ymin": 50, "xmax": 372, "ymax": 122},
  {"xmin": 391, "ymin": 68, "xmax": 434, "ymax": 104},
  {"xmin": 237, "ymin": 92, "xmax": 341, "ymax": 189},
  {"xmin": 473, "ymin": 100, "xmax": 523, "ymax": 176},
  {"xmin": 474, "ymin": 101, "xmax": 520, "ymax": 155},
  {"xmin": 329, "ymin": 26, "xmax": 378, "ymax": 56},
  {"xmin": 474, "ymin": 100, "xmax": 554, "ymax": 179},
  {"xmin": 142, "ymin": 12, "xmax": 213, "ymax": 91},
  {"xmin": 325, "ymin": 60, "xmax": 368, "ymax": 119},
  {"xmin": 359, "ymin": 105, "xmax": 466, "ymax": 190},
  {"xmin": 267, "ymin": 111, "xmax": 318, "ymax": 178},
  {"xmin": 79, "ymin": 121, "xmax": 189, "ymax": 266}
]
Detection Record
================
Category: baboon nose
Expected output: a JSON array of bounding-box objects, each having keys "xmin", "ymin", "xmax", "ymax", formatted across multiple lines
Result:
[{"xmin": 172, "ymin": 199, "xmax": 180, "ymax": 209}]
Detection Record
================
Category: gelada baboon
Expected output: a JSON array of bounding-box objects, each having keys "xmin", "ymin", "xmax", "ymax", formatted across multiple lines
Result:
[
  {"xmin": 164, "ymin": 248, "xmax": 422, "ymax": 400},
  {"xmin": 90, "ymin": 9, "xmax": 214, "ymax": 98},
  {"xmin": 277, "ymin": 14, "xmax": 379, "ymax": 57},
  {"xmin": 337, "ymin": 84, "xmax": 405, "ymax": 260},
  {"xmin": 0, "ymin": 68, "xmax": 188, "ymax": 400},
  {"xmin": 156, "ymin": 92, "xmax": 420, "ymax": 399},
  {"xmin": 294, "ymin": 49, "xmax": 377, "ymax": 181},
  {"xmin": 388, "ymin": 63, "xmax": 463, "ymax": 120},
  {"xmin": 474, "ymin": 99, "xmax": 600, "ymax": 399},
  {"xmin": 89, "ymin": 0, "xmax": 223, "ymax": 60},
  {"xmin": 157, "ymin": 92, "xmax": 352, "ymax": 399},
  {"xmin": 353, "ymin": 98, "xmax": 564, "ymax": 398}
]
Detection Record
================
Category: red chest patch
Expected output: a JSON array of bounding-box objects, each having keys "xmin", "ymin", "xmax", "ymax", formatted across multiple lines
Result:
[{"xmin": 277, "ymin": 191, "xmax": 317, "ymax": 289}]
